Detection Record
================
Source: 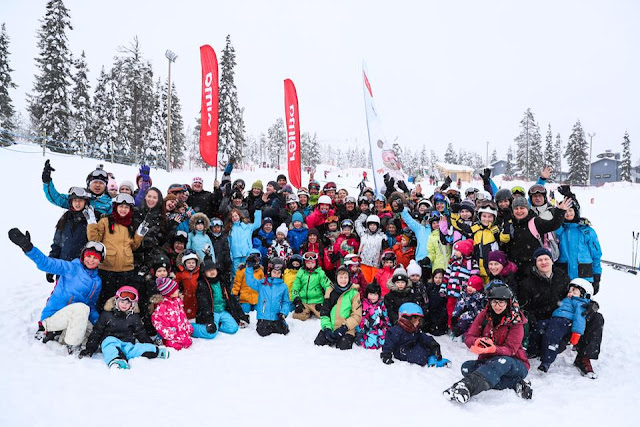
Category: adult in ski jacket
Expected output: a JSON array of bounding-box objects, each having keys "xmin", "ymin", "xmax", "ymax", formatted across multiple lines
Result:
[
  {"xmin": 401, "ymin": 208, "xmax": 432, "ymax": 262},
  {"xmin": 555, "ymin": 212, "xmax": 602, "ymax": 286}
]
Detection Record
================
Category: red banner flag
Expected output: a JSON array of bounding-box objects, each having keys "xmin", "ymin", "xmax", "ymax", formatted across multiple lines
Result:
[
  {"xmin": 199, "ymin": 45, "xmax": 219, "ymax": 168},
  {"xmin": 284, "ymin": 79, "xmax": 301, "ymax": 188}
]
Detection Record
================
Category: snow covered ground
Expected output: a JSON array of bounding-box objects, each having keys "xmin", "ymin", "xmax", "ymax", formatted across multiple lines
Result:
[{"xmin": 0, "ymin": 145, "xmax": 638, "ymax": 427}]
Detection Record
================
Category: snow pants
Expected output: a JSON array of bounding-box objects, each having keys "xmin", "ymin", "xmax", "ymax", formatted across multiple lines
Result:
[
  {"xmin": 461, "ymin": 356, "xmax": 528, "ymax": 390},
  {"xmin": 395, "ymin": 343, "xmax": 439, "ymax": 367},
  {"xmin": 191, "ymin": 311, "xmax": 239, "ymax": 339},
  {"xmin": 101, "ymin": 336, "xmax": 158, "ymax": 366},
  {"xmin": 292, "ymin": 303, "xmax": 322, "ymax": 321},
  {"xmin": 531, "ymin": 317, "xmax": 572, "ymax": 366},
  {"xmin": 41, "ymin": 303, "xmax": 90, "ymax": 346},
  {"xmin": 446, "ymin": 297, "xmax": 457, "ymax": 328}
]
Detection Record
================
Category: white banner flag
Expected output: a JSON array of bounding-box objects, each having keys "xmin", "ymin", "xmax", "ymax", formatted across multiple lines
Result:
[{"xmin": 362, "ymin": 62, "xmax": 406, "ymax": 195}]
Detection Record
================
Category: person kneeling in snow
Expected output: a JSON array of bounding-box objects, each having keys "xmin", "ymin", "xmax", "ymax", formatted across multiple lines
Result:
[
  {"xmin": 443, "ymin": 281, "xmax": 532, "ymax": 404},
  {"xmin": 79, "ymin": 286, "xmax": 169, "ymax": 369},
  {"xmin": 151, "ymin": 278, "xmax": 194, "ymax": 350},
  {"xmin": 9, "ymin": 228, "xmax": 102, "ymax": 354},
  {"xmin": 245, "ymin": 257, "xmax": 292, "ymax": 337},
  {"xmin": 314, "ymin": 266, "xmax": 362, "ymax": 350},
  {"xmin": 380, "ymin": 303, "xmax": 450, "ymax": 367}
]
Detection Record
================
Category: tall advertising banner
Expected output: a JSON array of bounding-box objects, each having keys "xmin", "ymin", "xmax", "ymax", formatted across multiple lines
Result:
[
  {"xmin": 199, "ymin": 45, "xmax": 219, "ymax": 168},
  {"xmin": 362, "ymin": 63, "xmax": 405, "ymax": 194},
  {"xmin": 284, "ymin": 79, "xmax": 301, "ymax": 189}
]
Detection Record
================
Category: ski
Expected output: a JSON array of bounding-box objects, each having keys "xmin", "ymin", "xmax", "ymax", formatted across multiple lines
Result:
[{"xmin": 602, "ymin": 260, "xmax": 638, "ymax": 275}]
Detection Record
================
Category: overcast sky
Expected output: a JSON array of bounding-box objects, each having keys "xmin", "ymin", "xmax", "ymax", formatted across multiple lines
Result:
[{"xmin": 4, "ymin": 0, "xmax": 639, "ymax": 162}]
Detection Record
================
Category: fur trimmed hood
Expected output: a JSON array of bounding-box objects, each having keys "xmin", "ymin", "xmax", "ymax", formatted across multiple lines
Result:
[
  {"xmin": 103, "ymin": 296, "xmax": 140, "ymax": 314},
  {"xmin": 189, "ymin": 212, "xmax": 210, "ymax": 231},
  {"xmin": 387, "ymin": 277, "xmax": 413, "ymax": 293}
]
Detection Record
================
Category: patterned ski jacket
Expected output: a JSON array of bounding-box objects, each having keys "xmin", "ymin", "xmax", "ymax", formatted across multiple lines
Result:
[{"xmin": 151, "ymin": 295, "xmax": 194, "ymax": 350}]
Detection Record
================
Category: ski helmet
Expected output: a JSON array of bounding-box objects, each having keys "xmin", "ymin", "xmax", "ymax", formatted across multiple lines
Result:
[
  {"xmin": 511, "ymin": 186, "xmax": 526, "ymax": 197},
  {"xmin": 288, "ymin": 254, "xmax": 303, "ymax": 269},
  {"xmin": 486, "ymin": 280, "xmax": 513, "ymax": 300},
  {"xmin": 366, "ymin": 215, "xmax": 381, "ymax": 228},
  {"xmin": 465, "ymin": 187, "xmax": 479, "ymax": 197},
  {"xmin": 318, "ymin": 195, "xmax": 332, "ymax": 206},
  {"xmin": 323, "ymin": 182, "xmax": 337, "ymax": 192},
  {"xmin": 344, "ymin": 254, "xmax": 361, "ymax": 266},
  {"xmin": 115, "ymin": 286, "xmax": 139, "ymax": 313},
  {"xmin": 344, "ymin": 196, "xmax": 357, "ymax": 204},
  {"xmin": 268, "ymin": 257, "xmax": 286, "ymax": 273},
  {"xmin": 374, "ymin": 194, "xmax": 387, "ymax": 203},
  {"xmin": 81, "ymin": 241, "xmax": 106, "ymax": 262},
  {"xmin": 495, "ymin": 188, "xmax": 513, "ymax": 203},
  {"xmin": 417, "ymin": 198, "xmax": 433, "ymax": 209},
  {"xmin": 286, "ymin": 194, "xmax": 299, "ymax": 204},
  {"xmin": 86, "ymin": 165, "xmax": 109, "ymax": 187},
  {"xmin": 569, "ymin": 278, "xmax": 594, "ymax": 298},
  {"xmin": 381, "ymin": 250, "xmax": 396, "ymax": 263},
  {"xmin": 232, "ymin": 179, "xmax": 246, "ymax": 190},
  {"xmin": 399, "ymin": 302, "xmax": 424, "ymax": 317}
]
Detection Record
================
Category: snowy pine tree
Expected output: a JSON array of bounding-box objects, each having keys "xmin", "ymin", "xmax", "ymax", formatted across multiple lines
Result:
[
  {"xmin": 70, "ymin": 51, "xmax": 92, "ymax": 155},
  {"xmin": 218, "ymin": 35, "xmax": 245, "ymax": 163},
  {"xmin": 514, "ymin": 108, "xmax": 542, "ymax": 180},
  {"xmin": 621, "ymin": 131, "xmax": 632, "ymax": 182},
  {"xmin": 92, "ymin": 67, "xmax": 118, "ymax": 161},
  {"xmin": 0, "ymin": 23, "xmax": 17, "ymax": 144},
  {"xmin": 301, "ymin": 132, "xmax": 321, "ymax": 167},
  {"xmin": 430, "ymin": 150, "xmax": 439, "ymax": 175},
  {"xmin": 543, "ymin": 124, "xmax": 555, "ymax": 181},
  {"xmin": 267, "ymin": 118, "xmax": 285, "ymax": 168},
  {"xmin": 444, "ymin": 143, "xmax": 457, "ymax": 163},
  {"xmin": 505, "ymin": 146, "xmax": 515, "ymax": 180},
  {"xmin": 490, "ymin": 149, "xmax": 498, "ymax": 163},
  {"xmin": 564, "ymin": 119, "xmax": 589, "ymax": 185},
  {"xmin": 554, "ymin": 133, "xmax": 563, "ymax": 176},
  {"xmin": 27, "ymin": 0, "xmax": 73, "ymax": 150},
  {"xmin": 144, "ymin": 78, "xmax": 166, "ymax": 168}
]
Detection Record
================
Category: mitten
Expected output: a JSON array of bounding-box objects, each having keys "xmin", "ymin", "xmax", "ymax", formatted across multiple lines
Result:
[
  {"xmin": 324, "ymin": 328, "xmax": 338, "ymax": 344},
  {"xmin": 569, "ymin": 332, "xmax": 581, "ymax": 346},
  {"xmin": 46, "ymin": 273, "xmax": 55, "ymax": 283},
  {"xmin": 381, "ymin": 353, "xmax": 394, "ymax": 365},
  {"xmin": 428, "ymin": 355, "xmax": 451, "ymax": 367},
  {"xmin": 331, "ymin": 325, "xmax": 348, "ymax": 341},
  {"xmin": 224, "ymin": 161, "xmax": 233, "ymax": 175},
  {"xmin": 139, "ymin": 164, "xmax": 151, "ymax": 181},
  {"xmin": 293, "ymin": 297, "xmax": 304, "ymax": 314},
  {"xmin": 397, "ymin": 181, "xmax": 410, "ymax": 194},
  {"xmin": 315, "ymin": 303, "xmax": 324, "ymax": 313},
  {"xmin": 42, "ymin": 160, "xmax": 55, "ymax": 183},
  {"xmin": 206, "ymin": 323, "xmax": 217, "ymax": 334},
  {"xmin": 8, "ymin": 228, "xmax": 33, "ymax": 253}
]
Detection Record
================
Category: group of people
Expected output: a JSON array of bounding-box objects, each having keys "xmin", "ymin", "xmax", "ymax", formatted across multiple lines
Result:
[{"xmin": 9, "ymin": 160, "xmax": 604, "ymax": 404}]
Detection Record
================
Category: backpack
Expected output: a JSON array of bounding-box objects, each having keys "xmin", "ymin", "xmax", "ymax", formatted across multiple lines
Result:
[{"xmin": 528, "ymin": 218, "xmax": 560, "ymax": 261}]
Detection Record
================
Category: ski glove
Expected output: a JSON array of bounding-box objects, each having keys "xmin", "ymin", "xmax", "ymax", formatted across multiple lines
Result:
[
  {"xmin": 427, "ymin": 355, "xmax": 451, "ymax": 368},
  {"xmin": 202, "ymin": 244, "xmax": 211, "ymax": 256},
  {"xmin": 479, "ymin": 168, "xmax": 491, "ymax": 185},
  {"xmin": 139, "ymin": 164, "xmax": 151, "ymax": 182},
  {"xmin": 42, "ymin": 160, "xmax": 55, "ymax": 183},
  {"xmin": 324, "ymin": 328, "xmax": 338, "ymax": 344},
  {"xmin": 78, "ymin": 349, "xmax": 93, "ymax": 359},
  {"xmin": 397, "ymin": 180, "xmax": 410, "ymax": 194},
  {"xmin": 329, "ymin": 325, "xmax": 348, "ymax": 342},
  {"xmin": 381, "ymin": 353, "xmax": 394, "ymax": 365},
  {"xmin": 293, "ymin": 297, "xmax": 304, "ymax": 314},
  {"xmin": 83, "ymin": 206, "xmax": 97, "ymax": 225},
  {"xmin": 440, "ymin": 176, "xmax": 452, "ymax": 191},
  {"xmin": 224, "ymin": 161, "xmax": 234, "ymax": 175},
  {"xmin": 8, "ymin": 228, "xmax": 33, "ymax": 253},
  {"xmin": 592, "ymin": 274, "xmax": 601, "ymax": 295},
  {"xmin": 569, "ymin": 333, "xmax": 581, "ymax": 346},
  {"xmin": 136, "ymin": 220, "xmax": 150, "ymax": 237},
  {"xmin": 206, "ymin": 323, "xmax": 217, "ymax": 334},
  {"xmin": 46, "ymin": 273, "xmax": 55, "ymax": 283}
]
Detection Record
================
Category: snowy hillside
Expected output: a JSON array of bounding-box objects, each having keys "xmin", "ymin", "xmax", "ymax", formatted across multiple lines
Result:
[{"xmin": 0, "ymin": 145, "xmax": 638, "ymax": 427}]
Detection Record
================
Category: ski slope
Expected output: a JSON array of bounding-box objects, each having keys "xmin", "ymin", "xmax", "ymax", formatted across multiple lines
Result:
[{"xmin": 0, "ymin": 144, "xmax": 638, "ymax": 427}]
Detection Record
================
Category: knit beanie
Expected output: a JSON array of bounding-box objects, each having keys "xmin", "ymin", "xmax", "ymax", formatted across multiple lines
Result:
[
  {"xmin": 533, "ymin": 247, "xmax": 552, "ymax": 260},
  {"xmin": 453, "ymin": 239, "xmax": 474, "ymax": 257},
  {"xmin": 107, "ymin": 177, "xmax": 118, "ymax": 192},
  {"xmin": 252, "ymin": 180, "xmax": 264, "ymax": 190},
  {"xmin": 392, "ymin": 267, "xmax": 409, "ymax": 283},
  {"xmin": 512, "ymin": 197, "xmax": 529, "ymax": 209},
  {"xmin": 292, "ymin": 212, "xmax": 304, "ymax": 224},
  {"xmin": 276, "ymin": 223, "xmax": 288, "ymax": 237},
  {"xmin": 156, "ymin": 278, "xmax": 179, "ymax": 296},
  {"xmin": 406, "ymin": 259, "xmax": 422, "ymax": 277},
  {"xmin": 119, "ymin": 180, "xmax": 135, "ymax": 194},
  {"xmin": 487, "ymin": 250, "xmax": 508, "ymax": 266},
  {"xmin": 468, "ymin": 275, "xmax": 485, "ymax": 292}
]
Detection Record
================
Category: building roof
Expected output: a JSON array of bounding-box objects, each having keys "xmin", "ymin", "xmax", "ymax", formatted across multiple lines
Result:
[{"xmin": 435, "ymin": 162, "xmax": 474, "ymax": 172}]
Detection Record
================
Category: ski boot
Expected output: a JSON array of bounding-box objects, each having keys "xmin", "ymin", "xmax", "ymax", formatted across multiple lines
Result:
[
  {"xmin": 538, "ymin": 363, "xmax": 549, "ymax": 373},
  {"xmin": 514, "ymin": 379, "xmax": 533, "ymax": 399},
  {"xmin": 34, "ymin": 324, "xmax": 46, "ymax": 341},
  {"xmin": 574, "ymin": 357, "xmax": 598, "ymax": 379},
  {"xmin": 66, "ymin": 345, "xmax": 81, "ymax": 355},
  {"xmin": 109, "ymin": 359, "xmax": 130, "ymax": 370},
  {"xmin": 443, "ymin": 381, "xmax": 471, "ymax": 403},
  {"xmin": 157, "ymin": 346, "xmax": 170, "ymax": 359},
  {"xmin": 42, "ymin": 330, "xmax": 62, "ymax": 344}
]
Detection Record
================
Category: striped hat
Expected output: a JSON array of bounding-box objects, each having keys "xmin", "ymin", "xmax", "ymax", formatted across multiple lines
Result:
[{"xmin": 156, "ymin": 278, "xmax": 179, "ymax": 296}]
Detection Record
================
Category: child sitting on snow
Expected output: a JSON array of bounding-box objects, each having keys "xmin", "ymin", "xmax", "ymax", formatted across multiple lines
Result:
[
  {"xmin": 451, "ymin": 275, "xmax": 487, "ymax": 337},
  {"xmin": 356, "ymin": 282, "xmax": 390, "ymax": 350},
  {"xmin": 80, "ymin": 286, "xmax": 169, "ymax": 369},
  {"xmin": 441, "ymin": 239, "xmax": 480, "ymax": 329},
  {"xmin": 245, "ymin": 257, "xmax": 292, "ymax": 337},
  {"xmin": 380, "ymin": 302, "xmax": 451, "ymax": 367},
  {"xmin": 283, "ymin": 254, "xmax": 303, "ymax": 299},
  {"xmin": 534, "ymin": 278, "xmax": 593, "ymax": 373},
  {"xmin": 384, "ymin": 267, "xmax": 419, "ymax": 325},
  {"xmin": 151, "ymin": 278, "xmax": 194, "ymax": 350}
]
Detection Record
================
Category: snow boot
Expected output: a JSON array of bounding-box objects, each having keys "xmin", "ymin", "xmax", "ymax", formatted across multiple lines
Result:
[
  {"xmin": 34, "ymin": 324, "xmax": 46, "ymax": 340},
  {"xmin": 42, "ymin": 330, "xmax": 62, "ymax": 344},
  {"xmin": 109, "ymin": 359, "xmax": 130, "ymax": 370},
  {"xmin": 66, "ymin": 344, "xmax": 81, "ymax": 355},
  {"xmin": 574, "ymin": 357, "xmax": 598, "ymax": 379},
  {"xmin": 443, "ymin": 373, "xmax": 490, "ymax": 403},
  {"xmin": 514, "ymin": 379, "xmax": 533, "ymax": 399},
  {"xmin": 157, "ymin": 346, "xmax": 170, "ymax": 359},
  {"xmin": 538, "ymin": 363, "xmax": 549, "ymax": 373}
]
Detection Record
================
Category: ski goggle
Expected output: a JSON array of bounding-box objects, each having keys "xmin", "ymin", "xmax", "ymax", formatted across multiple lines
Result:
[
  {"xmin": 182, "ymin": 249, "xmax": 198, "ymax": 257},
  {"xmin": 345, "ymin": 256, "xmax": 361, "ymax": 265},
  {"xmin": 528, "ymin": 185, "xmax": 547, "ymax": 196},
  {"xmin": 174, "ymin": 230, "xmax": 188, "ymax": 239},
  {"xmin": 112, "ymin": 193, "xmax": 135, "ymax": 205},
  {"xmin": 83, "ymin": 241, "xmax": 106, "ymax": 259},
  {"xmin": 344, "ymin": 196, "xmax": 356, "ymax": 204},
  {"xmin": 68, "ymin": 187, "xmax": 91, "ymax": 199},
  {"xmin": 341, "ymin": 219, "xmax": 354, "ymax": 229},
  {"xmin": 323, "ymin": 183, "xmax": 337, "ymax": 191},
  {"xmin": 211, "ymin": 218, "xmax": 224, "ymax": 227},
  {"xmin": 433, "ymin": 193, "xmax": 446, "ymax": 203},
  {"xmin": 325, "ymin": 215, "xmax": 339, "ymax": 224},
  {"xmin": 309, "ymin": 182, "xmax": 321, "ymax": 190},
  {"xmin": 476, "ymin": 199, "xmax": 498, "ymax": 210},
  {"xmin": 465, "ymin": 188, "xmax": 478, "ymax": 196},
  {"xmin": 115, "ymin": 290, "xmax": 138, "ymax": 303},
  {"xmin": 88, "ymin": 169, "xmax": 109, "ymax": 182},
  {"xmin": 511, "ymin": 186, "xmax": 526, "ymax": 196},
  {"xmin": 303, "ymin": 252, "xmax": 318, "ymax": 261}
]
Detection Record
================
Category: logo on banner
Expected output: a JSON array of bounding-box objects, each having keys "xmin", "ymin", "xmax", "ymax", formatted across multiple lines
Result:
[
  {"xmin": 288, "ymin": 104, "xmax": 297, "ymax": 161},
  {"xmin": 204, "ymin": 72, "xmax": 214, "ymax": 136}
]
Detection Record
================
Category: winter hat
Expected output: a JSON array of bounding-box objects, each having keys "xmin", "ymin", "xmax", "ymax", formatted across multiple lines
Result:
[
  {"xmin": 533, "ymin": 247, "xmax": 552, "ymax": 260},
  {"xmin": 292, "ymin": 212, "xmax": 304, "ymax": 224},
  {"xmin": 407, "ymin": 259, "xmax": 422, "ymax": 277},
  {"xmin": 512, "ymin": 197, "xmax": 529, "ymax": 210},
  {"xmin": 107, "ymin": 177, "xmax": 118, "ymax": 192},
  {"xmin": 307, "ymin": 228, "xmax": 320, "ymax": 237},
  {"xmin": 152, "ymin": 257, "xmax": 171, "ymax": 273},
  {"xmin": 487, "ymin": 250, "xmax": 508, "ymax": 266},
  {"xmin": 232, "ymin": 191, "xmax": 244, "ymax": 200},
  {"xmin": 83, "ymin": 249, "xmax": 103, "ymax": 262},
  {"xmin": 156, "ymin": 278, "xmax": 179, "ymax": 296},
  {"xmin": 276, "ymin": 223, "xmax": 288, "ymax": 237},
  {"xmin": 453, "ymin": 239, "xmax": 474, "ymax": 257},
  {"xmin": 468, "ymin": 275, "xmax": 484, "ymax": 292},
  {"xmin": 282, "ymin": 184, "xmax": 294, "ymax": 194},
  {"xmin": 192, "ymin": 176, "xmax": 204, "ymax": 185},
  {"xmin": 119, "ymin": 180, "xmax": 135, "ymax": 194},
  {"xmin": 262, "ymin": 217, "xmax": 274, "ymax": 226},
  {"xmin": 459, "ymin": 200, "xmax": 475, "ymax": 214},
  {"xmin": 201, "ymin": 258, "xmax": 218, "ymax": 273},
  {"xmin": 251, "ymin": 180, "xmax": 264, "ymax": 190},
  {"xmin": 365, "ymin": 282, "xmax": 381, "ymax": 297},
  {"xmin": 391, "ymin": 267, "xmax": 409, "ymax": 283},
  {"xmin": 277, "ymin": 174, "xmax": 287, "ymax": 182},
  {"xmin": 267, "ymin": 180, "xmax": 280, "ymax": 191}
]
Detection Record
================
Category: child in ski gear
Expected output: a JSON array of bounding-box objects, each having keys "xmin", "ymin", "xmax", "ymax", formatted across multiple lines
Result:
[
  {"xmin": 406, "ymin": 259, "xmax": 429, "ymax": 316},
  {"xmin": 400, "ymin": 206, "xmax": 432, "ymax": 264},
  {"xmin": 48, "ymin": 187, "xmax": 90, "ymax": 267},
  {"xmin": 287, "ymin": 212, "xmax": 308, "ymax": 253},
  {"xmin": 534, "ymin": 278, "xmax": 593, "ymax": 372},
  {"xmin": 268, "ymin": 223, "xmax": 293, "ymax": 261},
  {"xmin": 355, "ymin": 213, "xmax": 389, "ymax": 284},
  {"xmin": 245, "ymin": 257, "xmax": 291, "ymax": 337},
  {"xmin": 193, "ymin": 258, "xmax": 244, "ymax": 339},
  {"xmin": 384, "ymin": 267, "xmax": 418, "ymax": 325},
  {"xmin": 186, "ymin": 213, "xmax": 214, "ymax": 262},
  {"xmin": 451, "ymin": 275, "xmax": 487, "ymax": 337},
  {"xmin": 375, "ymin": 250, "xmax": 397, "ymax": 297},
  {"xmin": 151, "ymin": 278, "xmax": 194, "ymax": 350},
  {"xmin": 441, "ymin": 239, "xmax": 480, "ymax": 328},
  {"xmin": 299, "ymin": 228, "xmax": 325, "ymax": 268},
  {"xmin": 253, "ymin": 217, "xmax": 275, "ymax": 262},
  {"xmin": 356, "ymin": 282, "xmax": 389, "ymax": 349},
  {"xmin": 424, "ymin": 269, "xmax": 448, "ymax": 336},
  {"xmin": 380, "ymin": 303, "xmax": 450, "ymax": 367},
  {"xmin": 174, "ymin": 250, "xmax": 201, "ymax": 319},
  {"xmin": 291, "ymin": 252, "xmax": 332, "ymax": 320},
  {"xmin": 392, "ymin": 230, "xmax": 416, "ymax": 269},
  {"xmin": 344, "ymin": 254, "xmax": 369, "ymax": 301},
  {"xmin": 10, "ymin": 230, "xmax": 103, "ymax": 351},
  {"xmin": 444, "ymin": 282, "xmax": 531, "ymax": 404},
  {"xmin": 210, "ymin": 217, "xmax": 232, "ymax": 284},
  {"xmin": 314, "ymin": 266, "xmax": 362, "ymax": 350},
  {"xmin": 283, "ymin": 254, "xmax": 303, "ymax": 298},
  {"xmin": 232, "ymin": 249, "xmax": 264, "ymax": 315},
  {"xmin": 80, "ymin": 286, "xmax": 169, "ymax": 369}
]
